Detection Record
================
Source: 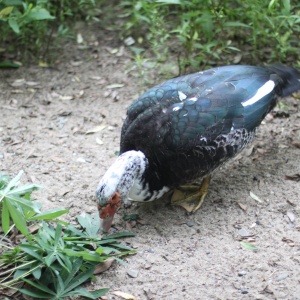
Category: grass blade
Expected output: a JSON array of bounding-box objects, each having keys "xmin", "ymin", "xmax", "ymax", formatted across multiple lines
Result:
[
  {"xmin": 28, "ymin": 208, "xmax": 69, "ymax": 221},
  {"xmin": 1, "ymin": 199, "xmax": 10, "ymax": 234},
  {"xmin": 63, "ymin": 267, "xmax": 95, "ymax": 294},
  {"xmin": 105, "ymin": 232, "xmax": 135, "ymax": 239}
]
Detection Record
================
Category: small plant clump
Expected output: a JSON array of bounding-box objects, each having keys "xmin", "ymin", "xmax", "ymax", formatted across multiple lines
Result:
[
  {"xmin": 0, "ymin": 0, "xmax": 102, "ymax": 63},
  {"xmin": 120, "ymin": 0, "xmax": 300, "ymax": 71},
  {"xmin": 0, "ymin": 171, "xmax": 136, "ymax": 299}
]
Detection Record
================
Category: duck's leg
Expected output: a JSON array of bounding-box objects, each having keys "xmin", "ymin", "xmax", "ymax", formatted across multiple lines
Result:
[{"xmin": 171, "ymin": 175, "xmax": 211, "ymax": 213}]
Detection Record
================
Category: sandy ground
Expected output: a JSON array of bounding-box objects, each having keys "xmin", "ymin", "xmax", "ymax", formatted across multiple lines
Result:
[{"xmin": 1, "ymin": 28, "xmax": 300, "ymax": 300}]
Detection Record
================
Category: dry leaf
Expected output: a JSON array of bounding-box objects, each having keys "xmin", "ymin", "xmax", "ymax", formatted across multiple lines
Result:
[
  {"xmin": 237, "ymin": 202, "xmax": 247, "ymax": 211},
  {"xmin": 282, "ymin": 237, "xmax": 295, "ymax": 247},
  {"xmin": 285, "ymin": 174, "xmax": 300, "ymax": 181},
  {"xmin": 25, "ymin": 81, "xmax": 40, "ymax": 86},
  {"xmin": 39, "ymin": 61, "xmax": 49, "ymax": 68},
  {"xmin": 50, "ymin": 156, "xmax": 65, "ymax": 163},
  {"xmin": 249, "ymin": 191, "xmax": 263, "ymax": 203},
  {"xmin": 106, "ymin": 83, "xmax": 124, "ymax": 89},
  {"xmin": 94, "ymin": 258, "xmax": 114, "ymax": 274},
  {"xmin": 96, "ymin": 138, "xmax": 104, "ymax": 145},
  {"xmin": 90, "ymin": 76, "xmax": 102, "ymax": 80},
  {"xmin": 291, "ymin": 141, "xmax": 300, "ymax": 148},
  {"xmin": 59, "ymin": 95, "xmax": 74, "ymax": 101},
  {"xmin": 86, "ymin": 124, "xmax": 107, "ymax": 134},
  {"xmin": 244, "ymin": 145, "xmax": 254, "ymax": 157},
  {"xmin": 112, "ymin": 291, "xmax": 137, "ymax": 300},
  {"xmin": 77, "ymin": 33, "xmax": 84, "ymax": 44},
  {"xmin": 11, "ymin": 78, "xmax": 25, "ymax": 87},
  {"xmin": 286, "ymin": 211, "xmax": 295, "ymax": 223}
]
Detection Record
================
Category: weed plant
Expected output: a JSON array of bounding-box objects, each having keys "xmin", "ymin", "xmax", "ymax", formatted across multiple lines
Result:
[
  {"xmin": 121, "ymin": 0, "xmax": 300, "ymax": 71},
  {"xmin": 0, "ymin": 171, "xmax": 135, "ymax": 299}
]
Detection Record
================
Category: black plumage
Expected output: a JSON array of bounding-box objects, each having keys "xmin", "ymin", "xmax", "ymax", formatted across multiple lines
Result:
[
  {"xmin": 96, "ymin": 64, "xmax": 300, "ymax": 232},
  {"xmin": 120, "ymin": 64, "xmax": 300, "ymax": 199}
]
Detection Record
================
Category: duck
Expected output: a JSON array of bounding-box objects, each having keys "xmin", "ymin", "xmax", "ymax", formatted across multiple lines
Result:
[{"xmin": 96, "ymin": 64, "xmax": 300, "ymax": 232}]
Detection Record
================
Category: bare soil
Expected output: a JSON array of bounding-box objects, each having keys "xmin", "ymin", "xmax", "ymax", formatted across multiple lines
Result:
[{"xmin": 1, "ymin": 27, "xmax": 300, "ymax": 300}]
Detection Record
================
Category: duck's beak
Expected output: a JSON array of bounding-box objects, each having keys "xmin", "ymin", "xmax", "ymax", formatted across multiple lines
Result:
[
  {"xmin": 100, "ymin": 213, "xmax": 115, "ymax": 233},
  {"xmin": 98, "ymin": 192, "xmax": 121, "ymax": 233}
]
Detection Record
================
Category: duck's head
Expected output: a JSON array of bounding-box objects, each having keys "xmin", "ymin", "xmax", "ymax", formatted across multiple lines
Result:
[{"xmin": 96, "ymin": 151, "xmax": 147, "ymax": 232}]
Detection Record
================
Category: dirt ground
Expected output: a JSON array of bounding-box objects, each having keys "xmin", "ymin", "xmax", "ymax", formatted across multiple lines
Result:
[{"xmin": 1, "ymin": 26, "xmax": 300, "ymax": 300}]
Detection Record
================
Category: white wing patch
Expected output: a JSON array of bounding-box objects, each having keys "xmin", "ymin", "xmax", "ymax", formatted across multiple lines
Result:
[
  {"xmin": 178, "ymin": 91, "xmax": 187, "ymax": 101},
  {"xmin": 242, "ymin": 80, "xmax": 275, "ymax": 107}
]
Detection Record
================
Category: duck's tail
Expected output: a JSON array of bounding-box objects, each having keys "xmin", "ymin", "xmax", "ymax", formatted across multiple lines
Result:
[{"xmin": 267, "ymin": 63, "xmax": 300, "ymax": 97}]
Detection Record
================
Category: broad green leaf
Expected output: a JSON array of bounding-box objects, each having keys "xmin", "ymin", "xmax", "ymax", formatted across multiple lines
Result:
[
  {"xmin": 56, "ymin": 253, "xmax": 71, "ymax": 271},
  {"xmin": 63, "ymin": 249, "xmax": 105, "ymax": 262},
  {"xmin": 282, "ymin": 0, "xmax": 290, "ymax": 15},
  {"xmin": 63, "ymin": 267, "xmax": 95, "ymax": 293},
  {"xmin": 0, "ymin": 7, "xmax": 14, "ymax": 18},
  {"xmin": 3, "ymin": 194, "xmax": 40, "ymax": 212},
  {"xmin": 26, "ymin": 7, "xmax": 55, "ymax": 21},
  {"xmin": 19, "ymin": 288, "xmax": 51, "ymax": 299},
  {"xmin": 1, "ymin": 171, "xmax": 23, "ymax": 195},
  {"xmin": 8, "ymin": 183, "xmax": 41, "ymax": 195},
  {"xmin": 21, "ymin": 278, "xmax": 56, "ymax": 295},
  {"xmin": 61, "ymin": 258, "xmax": 83, "ymax": 286},
  {"xmin": 54, "ymin": 223, "xmax": 63, "ymax": 247},
  {"xmin": 156, "ymin": 0, "xmax": 181, "ymax": 4},
  {"xmin": 28, "ymin": 208, "xmax": 69, "ymax": 221},
  {"xmin": 1, "ymin": 200, "xmax": 10, "ymax": 234},
  {"xmin": 56, "ymin": 273, "xmax": 65, "ymax": 296},
  {"xmin": 77, "ymin": 213, "xmax": 100, "ymax": 237},
  {"xmin": 64, "ymin": 287, "xmax": 109, "ymax": 298},
  {"xmin": 224, "ymin": 21, "xmax": 251, "ymax": 28},
  {"xmin": 14, "ymin": 268, "xmax": 30, "ymax": 280},
  {"xmin": 19, "ymin": 244, "xmax": 43, "ymax": 260},
  {"xmin": 44, "ymin": 252, "xmax": 56, "ymax": 267},
  {"xmin": 3, "ymin": 0, "xmax": 23, "ymax": 5},
  {"xmin": 57, "ymin": 252, "xmax": 72, "ymax": 272},
  {"xmin": 240, "ymin": 241, "xmax": 258, "ymax": 251},
  {"xmin": 6, "ymin": 200, "xmax": 28, "ymax": 236},
  {"xmin": 0, "ymin": 61, "xmax": 20, "ymax": 68},
  {"xmin": 32, "ymin": 267, "xmax": 42, "ymax": 279}
]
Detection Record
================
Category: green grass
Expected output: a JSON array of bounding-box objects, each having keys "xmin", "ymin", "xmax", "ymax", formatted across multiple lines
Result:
[
  {"xmin": 121, "ymin": 0, "xmax": 300, "ymax": 71},
  {"xmin": 0, "ymin": 1, "xmax": 299, "ymax": 71},
  {"xmin": 0, "ymin": 171, "xmax": 136, "ymax": 299}
]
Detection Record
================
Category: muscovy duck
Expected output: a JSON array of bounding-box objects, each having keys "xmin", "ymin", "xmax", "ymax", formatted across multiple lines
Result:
[{"xmin": 96, "ymin": 64, "xmax": 300, "ymax": 232}]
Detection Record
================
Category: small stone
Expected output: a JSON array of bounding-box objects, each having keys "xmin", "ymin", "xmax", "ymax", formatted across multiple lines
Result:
[
  {"xmin": 240, "ymin": 288, "xmax": 249, "ymax": 294},
  {"xmin": 127, "ymin": 268, "xmax": 139, "ymax": 278},
  {"xmin": 76, "ymin": 157, "xmax": 86, "ymax": 163},
  {"xmin": 238, "ymin": 270, "xmax": 247, "ymax": 277},
  {"xmin": 186, "ymin": 220, "xmax": 195, "ymax": 227},
  {"xmin": 238, "ymin": 228, "xmax": 250, "ymax": 237},
  {"xmin": 275, "ymin": 273, "xmax": 289, "ymax": 281}
]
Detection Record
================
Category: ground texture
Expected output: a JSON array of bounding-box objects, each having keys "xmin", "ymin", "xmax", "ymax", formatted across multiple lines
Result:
[{"xmin": 1, "ymin": 28, "xmax": 300, "ymax": 300}]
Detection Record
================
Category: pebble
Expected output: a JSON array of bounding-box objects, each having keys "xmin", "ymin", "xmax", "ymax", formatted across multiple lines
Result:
[
  {"xmin": 127, "ymin": 268, "xmax": 139, "ymax": 278},
  {"xmin": 238, "ymin": 228, "xmax": 250, "ymax": 237},
  {"xmin": 238, "ymin": 270, "xmax": 247, "ymax": 277},
  {"xmin": 240, "ymin": 288, "xmax": 249, "ymax": 294},
  {"xmin": 186, "ymin": 220, "xmax": 195, "ymax": 227},
  {"xmin": 76, "ymin": 157, "xmax": 86, "ymax": 163},
  {"xmin": 275, "ymin": 273, "xmax": 289, "ymax": 281}
]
